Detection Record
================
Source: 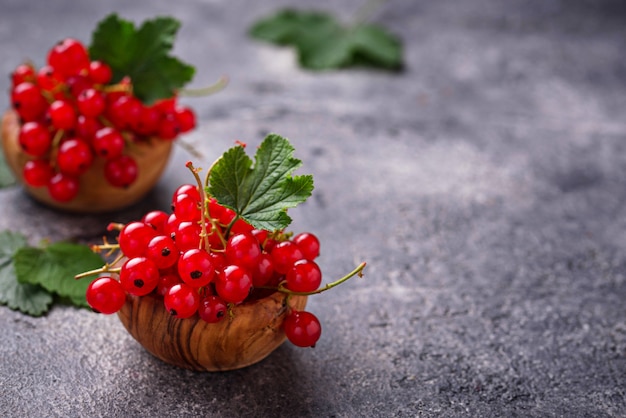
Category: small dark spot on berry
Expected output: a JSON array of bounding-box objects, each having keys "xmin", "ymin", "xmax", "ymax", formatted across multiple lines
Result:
[
  {"xmin": 100, "ymin": 149, "xmax": 108, "ymax": 156},
  {"xmin": 170, "ymin": 233, "xmax": 176, "ymax": 241},
  {"xmin": 46, "ymin": 69, "xmax": 53, "ymax": 77},
  {"xmin": 171, "ymin": 204, "xmax": 175, "ymax": 212},
  {"xmin": 169, "ymin": 309, "xmax": 177, "ymax": 316},
  {"xmin": 13, "ymin": 101, "xmax": 21, "ymax": 109},
  {"xmin": 161, "ymin": 248, "xmax": 171, "ymax": 257},
  {"xmin": 217, "ymin": 310, "xmax": 225, "ymax": 318},
  {"xmin": 134, "ymin": 279, "xmax": 145, "ymax": 288},
  {"xmin": 190, "ymin": 271, "xmax": 202, "ymax": 279}
]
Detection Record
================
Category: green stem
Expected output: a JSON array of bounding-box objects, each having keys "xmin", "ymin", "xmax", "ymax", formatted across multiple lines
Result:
[
  {"xmin": 74, "ymin": 266, "xmax": 121, "ymax": 280},
  {"xmin": 179, "ymin": 75, "xmax": 229, "ymax": 97},
  {"xmin": 186, "ymin": 161, "xmax": 211, "ymax": 250},
  {"xmin": 264, "ymin": 262, "xmax": 367, "ymax": 296}
]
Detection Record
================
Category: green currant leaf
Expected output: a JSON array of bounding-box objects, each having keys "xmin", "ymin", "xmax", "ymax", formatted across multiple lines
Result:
[
  {"xmin": 0, "ymin": 148, "xmax": 16, "ymax": 188},
  {"xmin": 0, "ymin": 231, "xmax": 52, "ymax": 316},
  {"xmin": 14, "ymin": 242, "xmax": 105, "ymax": 308},
  {"xmin": 89, "ymin": 13, "xmax": 195, "ymax": 104},
  {"xmin": 208, "ymin": 134, "xmax": 314, "ymax": 231},
  {"xmin": 249, "ymin": 9, "xmax": 403, "ymax": 70}
]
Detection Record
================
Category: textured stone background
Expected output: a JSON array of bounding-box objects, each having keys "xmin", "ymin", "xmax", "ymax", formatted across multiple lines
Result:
[{"xmin": 1, "ymin": 0, "xmax": 625, "ymax": 417}]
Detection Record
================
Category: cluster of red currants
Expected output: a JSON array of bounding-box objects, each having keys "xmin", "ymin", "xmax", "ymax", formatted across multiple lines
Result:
[
  {"xmin": 9, "ymin": 38, "xmax": 196, "ymax": 202},
  {"xmin": 86, "ymin": 183, "xmax": 323, "ymax": 348}
]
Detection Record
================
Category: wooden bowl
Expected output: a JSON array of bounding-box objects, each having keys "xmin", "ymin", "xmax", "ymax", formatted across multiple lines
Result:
[
  {"xmin": 1, "ymin": 109, "xmax": 173, "ymax": 213},
  {"xmin": 117, "ymin": 291, "xmax": 308, "ymax": 371}
]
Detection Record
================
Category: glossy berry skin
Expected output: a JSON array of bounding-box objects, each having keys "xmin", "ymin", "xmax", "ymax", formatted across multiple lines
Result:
[
  {"xmin": 75, "ymin": 115, "xmax": 103, "ymax": 141},
  {"xmin": 171, "ymin": 221, "xmax": 201, "ymax": 252},
  {"xmin": 172, "ymin": 184, "xmax": 201, "ymax": 203},
  {"xmin": 119, "ymin": 257, "xmax": 160, "ymax": 296},
  {"xmin": 86, "ymin": 276, "xmax": 126, "ymax": 314},
  {"xmin": 77, "ymin": 88, "xmax": 106, "ymax": 117},
  {"xmin": 47, "ymin": 173, "xmax": 79, "ymax": 202},
  {"xmin": 270, "ymin": 241, "xmax": 304, "ymax": 275},
  {"xmin": 18, "ymin": 122, "xmax": 51, "ymax": 157},
  {"xmin": 88, "ymin": 60, "xmax": 112, "ymax": 84},
  {"xmin": 23, "ymin": 160, "xmax": 54, "ymax": 187},
  {"xmin": 251, "ymin": 252, "xmax": 274, "ymax": 287},
  {"xmin": 56, "ymin": 138, "xmax": 93, "ymax": 176},
  {"xmin": 174, "ymin": 106, "xmax": 196, "ymax": 133},
  {"xmin": 48, "ymin": 100, "xmax": 77, "ymax": 130},
  {"xmin": 172, "ymin": 193, "xmax": 201, "ymax": 222},
  {"xmin": 177, "ymin": 249, "xmax": 215, "ymax": 288},
  {"xmin": 36, "ymin": 65, "xmax": 64, "ymax": 91},
  {"xmin": 198, "ymin": 295, "xmax": 227, "ymax": 323},
  {"xmin": 156, "ymin": 273, "xmax": 181, "ymax": 297},
  {"xmin": 285, "ymin": 259, "xmax": 322, "ymax": 293},
  {"xmin": 146, "ymin": 235, "xmax": 179, "ymax": 269},
  {"xmin": 11, "ymin": 82, "xmax": 47, "ymax": 121},
  {"xmin": 215, "ymin": 265, "xmax": 253, "ymax": 304},
  {"xmin": 118, "ymin": 221, "xmax": 157, "ymax": 258},
  {"xmin": 92, "ymin": 127, "xmax": 125, "ymax": 159},
  {"xmin": 47, "ymin": 38, "xmax": 90, "ymax": 77},
  {"xmin": 104, "ymin": 155, "xmax": 138, "ymax": 188},
  {"xmin": 165, "ymin": 283, "xmax": 200, "ymax": 318},
  {"xmin": 11, "ymin": 64, "xmax": 35, "ymax": 86},
  {"xmin": 283, "ymin": 310, "xmax": 322, "ymax": 348},
  {"xmin": 225, "ymin": 233, "xmax": 261, "ymax": 271},
  {"xmin": 142, "ymin": 210, "xmax": 169, "ymax": 234},
  {"xmin": 292, "ymin": 232, "xmax": 320, "ymax": 260}
]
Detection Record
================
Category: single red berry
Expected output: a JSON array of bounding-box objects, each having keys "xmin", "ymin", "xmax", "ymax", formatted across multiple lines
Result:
[
  {"xmin": 86, "ymin": 276, "xmax": 126, "ymax": 314},
  {"xmin": 75, "ymin": 115, "xmax": 103, "ymax": 141},
  {"xmin": 88, "ymin": 60, "xmax": 112, "ymax": 84},
  {"xmin": 251, "ymin": 252, "xmax": 275, "ymax": 287},
  {"xmin": 92, "ymin": 127, "xmax": 125, "ymax": 159},
  {"xmin": 172, "ymin": 184, "xmax": 201, "ymax": 204},
  {"xmin": 134, "ymin": 105, "xmax": 161, "ymax": 136},
  {"xmin": 146, "ymin": 235, "xmax": 179, "ymax": 269},
  {"xmin": 48, "ymin": 100, "xmax": 77, "ymax": 130},
  {"xmin": 47, "ymin": 173, "xmax": 79, "ymax": 202},
  {"xmin": 225, "ymin": 232, "xmax": 261, "ymax": 271},
  {"xmin": 65, "ymin": 74, "xmax": 93, "ymax": 97},
  {"xmin": 177, "ymin": 249, "xmax": 215, "ymax": 288},
  {"xmin": 104, "ymin": 155, "xmax": 138, "ymax": 188},
  {"xmin": 118, "ymin": 221, "xmax": 157, "ymax": 258},
  {"xmin": 285, "ymin": 259, "xmax": 322, "ymax": 293},
  {"xmin": 119, "ymin": 257, "xmax": 160, "ymax": 296},
  {"xmin": 171, "ymin": 221, "xmax": 202, "ymax": 252},
  {"xmin": 36, "ymin": 65, "xmax": 64, "ymax": 91},
  {"xmin": 142, "ymin": 210, "xmax": 169, "ymax": 234},
  {"xmin": 283, "ymin": 310, "xmax": 322, "ymax": 348},
  {"xmin": 164, "ymin": 283, "xmax": 200, "ymax": 319},
  {"xmin": 157, "ymin": 114, "xmax": 181, "ymax": 140},
  {"xmin": 56, "ymin": 138, "xmax": 93, "ymax": 176},
  {"xmin": 22, "ymin": 159, "xmax": 54, "ymax": 187},
  {"xmin": 174, "ymin": 106, "xmax": 196, "ymax": 133},
  {"xmin": 11, "ymin": 64, "xmax": 36, "ymax": 86},
  {"xmin": 215, "ymin": 264, "xmax": 253, "ymax": 304},
  {"xmin": 198, "ymin": 295, "xmax": 228, "ymax": 323},
  {"xmin": 11, "ymin": 82, "xmax": 47, "ymax": 121},
  {"xmin": 18, "ymin": 122, "xmax": 51, "ymax": 157},
  {"xmin": 47, "ymin": 38, "xmax": 90, "ymax": 77},
  {"xmin": 156, "ymin": 273, "xmax": 182, "ymax": 297},
  {"xmin": 106, "ymin": 95, "xmax": 141, "ymax": 130},
  {"xmin": 77, "ymin": 88, "xmax": 106, "ymax": 117},
  {"xmin": 292, "ymin": 232, "xmax": 320, "ymax": 260},
  {"xmin": 172, "ymin": 193, "xmax": 201, "ymax": 222},
  {"xmin": 270, "ymin": 241, "xmax": 304, "ymax": 275}
]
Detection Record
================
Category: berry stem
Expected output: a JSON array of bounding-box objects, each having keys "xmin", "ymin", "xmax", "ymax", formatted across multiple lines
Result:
[
  {"xmin": 74, "ymin": 266, "xmax": 121, "ymax": 280},
  {"xmin": 179, "ymin": 75, "xmax": 229, "ymax": 97},
  {"xmin": 185, "ymin": 161, "xmax": 210, "ymax": 250},
  {"xmin": 270, "ymin": 262, "xmax": 367, "ymax": 296}
]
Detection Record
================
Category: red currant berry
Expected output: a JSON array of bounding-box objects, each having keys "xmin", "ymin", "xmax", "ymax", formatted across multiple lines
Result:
[
  {"xmin": 119, "ymin": 257, "xmax": 160, "ymax": 296},
  {"xmin": 164, "ymin": 283, "xmax": 200, "ymax": 318},
  {"xmin": 77, "ymin": 88, "xmax": 106, "ymax": 117},
  {"xmin": 157, "ymin": 114, "xmax": 181, "ymax": 140},
  {"xmin": 292, "ymin": 232, "xmax": 320, "ymax": 260},
  {"xmin": 88, "ymin": 60, "xmax": 112, "ymax": 84},
  {"xmin": 56, "ymin": 138, "xmax": 93, "ymax": 176},
  {"xmin": 23, "ymin": 159, "xmax": 54, "ymax": 187},
  {"xmin": 230, "ymin": 219, "xmax": 254, "ymax": 236},
  {"xmin": 285, "ymin": 259, "xmax": 322, "ymax": 293},
  {"xmin": 86, "ymin": 276, "xmax": 126, "ymax": 314},
  {"xmin": 198, "ymin": 295, "xmax": 227, "ymax": 323},
  {"xmin": 75, "ymin": 115, "xmax": 103, "ymax": 141},
  {"xmin": 283, "ymin": 310, "xmax": 322, "ymax": 348},
  {"xmin": 215, "ymin": 265, "xmax": 253, "ymax": 304},
  {"xmin": 18, "ymin": 122, "xmax": 51, "ymax": 157},
  {"xmin": 36, "ymin": 65, "xmax": 64, "ymax": 91},
  {"xmin": 146, "ymin": 235, "xmax": 179, "ymax": 269},
  {"xmin": 11, "ymin": 82, "xmax": 47, "ymax": 121},
  {"xmin": 47, "ymin": 173, "xmax": 79, "ymax": 202},
  {"xmin": 118, "ymin": 221, "xmax": 157, "ymax": 258},
  {"xmin": 174, "ymin": 106, "xmax": 196, "ymax": 133},
  {"xmin": 47, "ymin": 38, "xmax": 90, "ymax": 77},
  {"xmin": 172, "ymin": 193, "xmax": 201, "ymax": 222},
  {"xmin": 177, "ymin": 249, "xmax": 215, "ymax": 288},
  {"xmin": 104, "ymin": 155, "xmax": 138, "ymax": 188},
  {"xmin": 92, "ymin": 127, "xmax": 125, "ymax": 159},
  {"xmin": 134, "ymin": 105, "xmax": 160, "ymax": 136},
  {"xmin": 171, "ymin": 221, "xmax": 202, "ymax": 252},
  {"xmin": 106, "ymin": 95, "xmax": 141, "ymax": 130},
  {"xmin": 65, "ymin": 74, "xmax": 93, "ymax": 97},
  {"xmin": 271, "ymin": 241, "xmax": 304, "ymax": 275},
  {"xmin": 48, "ymin": 100, "xmax": 77, "ymax": 130},
  {"xmin": 252, "ymin": 252, "xmax": 275, "ymax": 287},
  {"xmin": 142, "ymin": 210, "xmax": 169, "ymax": 234},
  {"xmin": 225, "ymin": 233, "xmax": 261, "ymax": 271},
  {"xmin": 165, "ymin": 213, "xmax": 182, "ymax": 235},
  {"xmin": 173, "ymin": 184, "xmax": 201, "ymax": 204},
  {"xmin": 12, "ymin": 64, "xmax": 35, "ymax": 86}
]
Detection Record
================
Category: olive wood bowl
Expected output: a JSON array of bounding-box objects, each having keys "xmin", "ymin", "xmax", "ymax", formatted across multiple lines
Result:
[
  {"xmin": 1, "ymin": 109, "xmax": 173, "ymax": 213},
  {"xmin": 117, "ymin": 291, "xmax": 308, "ymax": 371}
]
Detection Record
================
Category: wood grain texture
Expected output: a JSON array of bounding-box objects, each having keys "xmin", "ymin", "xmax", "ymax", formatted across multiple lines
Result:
[
  {"xmin": 117, "ymin": 292, "xmax": 308, "ymax": 371},
  {"xmin": 1, "ymin": 109, "xmax": 173, "ymax": 213}
]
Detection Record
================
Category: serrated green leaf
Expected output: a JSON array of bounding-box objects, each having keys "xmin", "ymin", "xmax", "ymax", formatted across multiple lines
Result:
[
  {"xmin": 0, "ymin": 147, "xmax": 16, "ymax": 188},
  {"xmin": 208, "ymin": 134, "xmax": 314, "ymax": 231},
  {"xmin": 89, "ymin": 13, "xmax": 195, "ymax": 104},
  {"xmin": 14, "ymin": 242, "xmax": 104, "ymax": 307},
  {"xmin": 249, "ymin": 9, "xmax": 403, "ymax": 71},
  {"xmin": 0, "ymin": 231, "xmax": 52, "ymax": 316}
]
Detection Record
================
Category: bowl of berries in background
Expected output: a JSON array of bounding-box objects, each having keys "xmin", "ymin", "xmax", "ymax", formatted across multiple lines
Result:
[
  {"xmin": 77, "ymin": 135, "xmax": 366, "ymax": 371},
  {"xmin": 1, "ymin": 14, "xmax": 219, "ymax": 213}
]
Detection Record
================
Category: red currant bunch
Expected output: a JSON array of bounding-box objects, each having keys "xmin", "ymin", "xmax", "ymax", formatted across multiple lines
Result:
[
  {"xmin": 80, "ymin": 180, "xmax": 365, "ymax": 349},
  {"xmin": 9, "ymin": 38, "xmax": 196, "ymax": 203}
]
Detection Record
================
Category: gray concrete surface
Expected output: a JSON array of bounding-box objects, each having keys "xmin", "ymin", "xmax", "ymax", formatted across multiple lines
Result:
[{"xmin": 1, "ymin": 0, "xmax": 625, "ymax": 416}]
